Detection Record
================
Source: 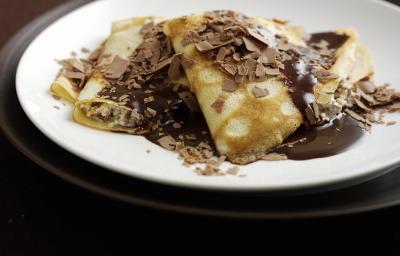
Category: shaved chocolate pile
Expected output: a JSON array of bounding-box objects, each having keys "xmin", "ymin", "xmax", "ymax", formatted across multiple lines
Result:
[
  {"xmin": 343, "ymin": 80, "xmax": 400, "ymax": 130},
  {"xmin": 56, "ymin": 53, "xmax": 97, "ymax": 90},
  {"xmin": 183, "ymin": 10, "xmax": 280, "ymax": 84},
  {"xmin": 94, "ymin": 22, "xmax": 190, "ymax": 132},
  {"xmin": 106, "ymin": 22, "xmax": 176, "ymax": 85}
]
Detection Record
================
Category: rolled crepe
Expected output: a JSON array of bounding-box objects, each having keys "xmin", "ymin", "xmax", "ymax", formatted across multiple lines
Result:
[
  {"xmin": 164, "ymin": 14, "xmax": 305, "ymax": 163},
  {"xmin": 73, "ymin": 17, "xmax": 191, "ymax": 133},
  {"xmin": 50, "ymin": 44, "xmax": 104, "ymax": 103},
  {"xmin": 73, "ymin": 17, "xmax": 162, "ymax": 132},
  {"xmin": 314, "ymin": 28, "xmax": 374, "ymax": 119},
  {"xmin": 49, "ymin": 17, "xmax": 156, "ymax": 103}
]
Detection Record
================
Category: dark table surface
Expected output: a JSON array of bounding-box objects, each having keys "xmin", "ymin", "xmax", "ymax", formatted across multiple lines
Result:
[{"xmin": 1, "ymin": 0, "xmax": 400, "ymax": 253}]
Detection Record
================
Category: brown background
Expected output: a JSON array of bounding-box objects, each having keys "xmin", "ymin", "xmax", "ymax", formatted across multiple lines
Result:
[
  {"xmin": 0, "ymin": 0, "xmax": 66, "ymax": 47},
  {"xmin": 1, "ymin": 0, "xmax": 400, "ymax": 254}
]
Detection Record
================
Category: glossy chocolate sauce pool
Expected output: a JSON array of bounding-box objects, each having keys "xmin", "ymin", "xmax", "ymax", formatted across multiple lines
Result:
[
  {"xmin": 271, "ymin": 32, "xmax": 365, "ymax": 160},
  {"xmin": 275, "ymin": 115, "xmax": 364, "ymax": 160}
]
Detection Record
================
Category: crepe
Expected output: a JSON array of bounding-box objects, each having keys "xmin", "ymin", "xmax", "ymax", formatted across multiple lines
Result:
[
  {"xmin": 164, "ymin": 13, "xmax": 306, "ymax": 163},
  {"xmin": 50, "ymin": 43, "xmax": 105, "ymax": 103},
  {"xmin": 50, "ymin": 17, "xmax": 157, "ymax": 104},
  {"xmin": 73, "ymin": 17, "xmax": 168, "ymax": 133},
  {"xmin": 314, "ymin": 28, "xmax": 374, "ymax": 120}
]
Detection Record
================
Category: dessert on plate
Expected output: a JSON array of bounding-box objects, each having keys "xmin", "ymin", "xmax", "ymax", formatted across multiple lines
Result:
[{"xmin": 50, "ymin": 10, "xmax": 400, "ymax": 172}]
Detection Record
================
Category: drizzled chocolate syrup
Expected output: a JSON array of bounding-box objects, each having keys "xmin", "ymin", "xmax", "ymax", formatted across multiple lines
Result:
[
  {"xmin": 282, "ymin": 58, "xmax": 317, "ymax": 113},
  {"xmin": 98, "ymin": 74, "xmax": 215, "ymax": 149},
  {"xmin": 308, "ymin": 32, "xmax": 350, "ymax": 50}
]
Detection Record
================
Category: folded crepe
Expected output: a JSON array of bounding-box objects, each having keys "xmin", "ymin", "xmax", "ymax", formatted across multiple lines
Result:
[
  {"xmin": 50, "ymin": 17, "xmax": 155, "ymax": 103},
  {"xmin": 72, "ymin": 17, "xmax": 191, "ymax": 133},
  {"xmin": 313, "ymin": 28, "xmax": 374, "ymax": 120},
  {"xmin": 50, "ymin": 45, "xmax": 103, "ymax": 103},
  {"xmin": 164, "ymin": 11, "xmax": 373, "ymax": 163}
]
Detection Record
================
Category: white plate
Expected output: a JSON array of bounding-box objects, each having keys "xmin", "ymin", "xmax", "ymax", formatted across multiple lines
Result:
[{"xmin": 16, "ymin": 0, "xmax": 400, "ymax": 192}]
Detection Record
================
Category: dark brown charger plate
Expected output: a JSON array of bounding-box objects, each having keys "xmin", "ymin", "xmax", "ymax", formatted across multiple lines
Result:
[{"xmin": 1, "ymin": 0, "xmax": 400, "ymax": 219}]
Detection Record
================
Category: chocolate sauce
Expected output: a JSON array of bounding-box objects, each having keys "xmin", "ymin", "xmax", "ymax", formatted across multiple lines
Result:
[
  {"xmin": 99, "ymin": 73, "xmax": 187, "ymax": 126},
  {"xmin": 281, "ymin": 32, "xmax": 349, "ymax": 117},
  {"xmin": 272, "ymin": 32, "xmax": 364, "ymax": 159},
  {"xmin": 98, "ymin": 72, "xmax": 215, "ymax": 150},
  {"xmin": 308, "ymin": 32, "xmax": 350, "ymax": 50},
  {"xmin": 282, "ymin": 58, "xmax": 317, "ymax": 114},
  {"xmin": 144, "ymin": 112, "xmax": 214, "ymax": 149},
  {"xmin": 275, "ymin": 115, "xmax": 364, "ymax": 160}
]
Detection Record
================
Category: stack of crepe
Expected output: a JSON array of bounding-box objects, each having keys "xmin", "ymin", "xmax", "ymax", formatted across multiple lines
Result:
[{"xmin": 51, "ymin": 11, "xmax": 373, "ymax": 164}]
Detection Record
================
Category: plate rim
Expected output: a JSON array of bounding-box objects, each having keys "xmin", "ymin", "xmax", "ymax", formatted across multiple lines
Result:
[{"xmin": 13, "ymin": 0, "xmax": 400, "ymax": 192}]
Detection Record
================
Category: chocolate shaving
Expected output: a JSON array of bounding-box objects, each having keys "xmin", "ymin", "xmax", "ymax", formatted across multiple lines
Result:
[
  {"xmin": 305, "ymin": 105, "xmax": 317, "ymax": 125},
  {"xmin": 216, "ymin": 47, "xmax": 228, "ymax": 61},
  {"xmin": 312, "ymin": 102, "xmax": 320, "ymax": 119},
  {"xmin": 140, "ymin": 21, "xmax": 154, "ymax": 35},
  {"xmin": 104, "ymin": 55, "xmax": 129, "ymax": 79},
  {"xmin": 157, "ymin": 136, "xmax": 176, "ymax": 151},
  {"xmin": 357, "ymin": 88, "xmax": 377, "ymax": 105},
  {"xmin": 173, "ymin": 123, "xmax": 182, "ymax": 128},
  {"xmin": 356, "ymin": 80, "xmax": 376, "ymax": 94},
  {"xmin": 222, "ymin": 79, "xmax": 239, "ymax": 92},
  {"xmin": 237, "ymin": 64, "xmax": 248, "ymax": 76},
  {"xmin": 259, "ymin": 48, "xmax": 277, "ymax": 64},
  {"xmin": 143, "ymin": 96, "xmax": 155, "ymax": 104},
  {"xmin": 243, "ymin": 37, "xmax": 261, "ymax": 52},
  {"xmin": 354, "ymin": 98, "xmax": 372, "ymax": 113},
  {"xmin": 233, "ymin": 52, "xmax": 241, "ymax": 61},
  {"xmin": 252, "ymin": 86, "xmax": 269, "ymax": 98},
  {"xmin": 211, "ymin": 99, "xmax": 225, "ymax": 113},
  {"xmin": 313, "ymin": 69, "xmax": 339, "ymax": 83},
  {"xmin": 64, "ymin": 71, "xmax": 85, "ymax": 80},
  {"xmin": 81, "ymin": 47, "xmax": 91, "ymax": 53},
  {"xmin": 265, "ymin": 67, "xmax": 280, "ymax": 76},
  {"xmin": 168, "ymin": 54, "xmax": 182, "ymax": 80},
  {"xmin": 244, "ymin": 59, "xmax": 257, "ymax": 73},
  {"xmin": 249, "ymin": 71, "xmax": 256, "ymax": 82},
  {"xmin": 247, "ymin": 28, "xmax": 270, "ymax": 46},
  {"xmin": 255, "ymin": 63, "xmax": 266, "ymax": 77},
  {"xmin": 345, "ymin": 109, "xmax": 366, "ymax": 122},
  {"xmin": 195, "ymin": 41, "xmax": 215, "ymax": 52},
  {"xmin": 155, "ymin": 57, "xmax": 173, "ymax": 73},
  {"xmin": 181, "ymin": 56, "xmax": 194, "ymax": 69},
  {"xmin": 70, "ymin": 59, "xmax": 85, "ymax": 73},
  {"xmin": 88, "ymin": 49, "xmax": 101, "ymax": 61},
  {"xmin": 243, "ymin": 51, "xmax": 260, "ymax": 60},
  {"xmin": 220, "ymin": 63, "xmax": 237, "ymax": 76}
]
